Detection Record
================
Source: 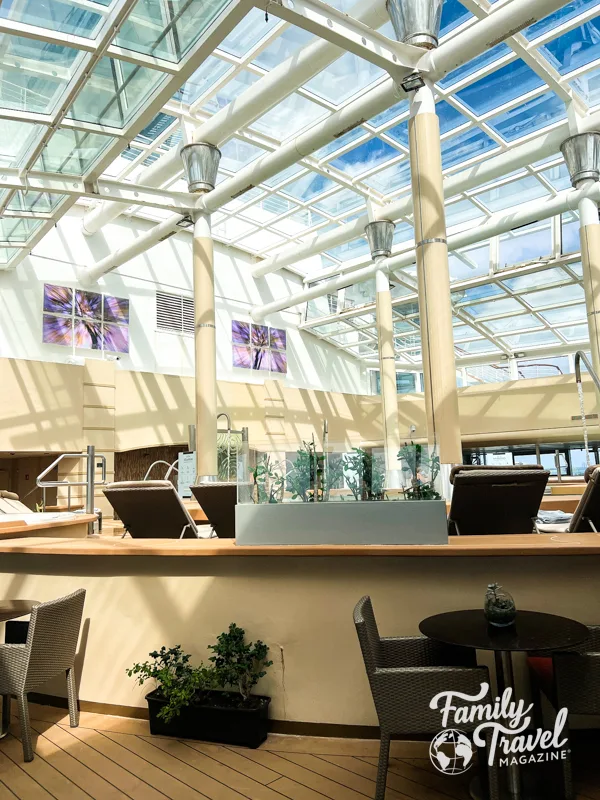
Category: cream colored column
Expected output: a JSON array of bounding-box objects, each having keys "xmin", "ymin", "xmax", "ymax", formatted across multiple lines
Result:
[
  {"xmin": 408, "ymin": 80, "xmax": 462, "ymax": 464},
  {"xmin": 193, "ymin": 211, "xmax": 218, "ymax": 478},
  {"xmin": 375, "ymin": 268, "xmax": 402, "ymax": 483},
  {"xmin": 578, "ymin": 188, "xmax": 600, "ymax": 377}
]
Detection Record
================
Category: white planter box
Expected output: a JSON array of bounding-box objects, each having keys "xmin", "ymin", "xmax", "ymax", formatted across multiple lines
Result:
[{"xmin": 235, "ymin": 500, "xmax": 448, "ymax": 545}]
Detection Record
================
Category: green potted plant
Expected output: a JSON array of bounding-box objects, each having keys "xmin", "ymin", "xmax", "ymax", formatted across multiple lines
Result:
[
  {"xmin": 128, "ymin": 624, "xmax": 272, "ymax": 748},
  {"xmin": 398, "ymin": 441, "xmax": 441, "ymax": 500}
]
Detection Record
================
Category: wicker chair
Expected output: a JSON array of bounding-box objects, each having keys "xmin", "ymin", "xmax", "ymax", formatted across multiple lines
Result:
[
  {"xmin": 354, "ymin": 596, "xmax": 499, "ymax": 800},
  {"xmin": 0, "ymin": 589, "xmax": 86, "ymax": 761},
  {"xmin": 528, "ymin": 625, "xmax": 597, "ymax": 800}
]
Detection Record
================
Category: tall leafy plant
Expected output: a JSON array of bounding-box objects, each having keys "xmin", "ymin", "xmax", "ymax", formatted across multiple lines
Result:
[
  {"xmin": 250, "ymin": 454, "xmax": 284, "ymax": 503},
  {"xmin": 344, "ymin": 447, "xmax": 385, "ymax": 501},
  {"xmin": 398, "ymin": 441, "xmax": 441, "ymax": 500}
]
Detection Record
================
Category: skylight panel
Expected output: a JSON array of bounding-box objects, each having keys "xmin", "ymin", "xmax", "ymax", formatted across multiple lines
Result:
[
  {"xmin": 439, "ymin": 0, "xmax": 473, "ymax": 37},
  {"xmin": 454, "ymin": 60, "xmax": 545, "ymax": 116},
  {"xmin": 484, "ymin": 314, "xmax": 544, "ymax": 333},
  {"xmin": 466, "ymin": 297, "xmax": 523, "ymax": 318},
  {"xmin": 253, "ymin": 25, "xmax": 314, "ymax": 70},
  {"xmin": 329, "ymin": 138, "xmax": 399, "ymax": 178},
  {"xmin": 213, "ymin": 217, "xmax": 256, "ymax": 240},
  {"xmin": 218, "ymin": 8, "xmax": 279, "ymax": 58},
  {"xmin": 0, "ymin": 217, "xmax": 44, "ymax": 243},
  {"xmin": 446, "ymin": 199, "xmax": 486, "ymax": 228},
  {"xmin": 304, "ymin": 53, "xmax": 385, "ymax": 105},
  {"xmin": 455, "ymin": 339, "xmax": 500, "ymax": 354},
  {"xmin": 0, "ymin": 0, "xmax": 104, "ymax": 37},
  {"xmin": 315, "ymin": 127, "xmax": 367, "ymax": 159},
  {"xmin": 453, "ymin": 284, "xmax": 504, "ymax": 304},
  {"xmin": 115, "ymin": 0, "xmax": 232, "ymax": 62},
  {"xmin": 448, "ymin": 243, "xmax": 489, "ymax": 280},
  {"xmin": 474, "ymin": 175, "xmax": 548, "ymax": 213},
  {"xmin": 539, "ymin": 18, "xmax": 600, "ymax": 75},
  {"xmin": 174, "ymin": 57, "xmax": 232, "ymax": 105},
  {"xmin": 34, "ymin": 128, "xmax": 115, "ymax": 176},
  {"xmin": 363, "ymin": 159, "xmax": 411, "ymax": 195},
  {"xmin": 441, "ymin": 128, "xmax": 497, "ymax": 170},
  {"xmin": 0, "ymin": 37, "xmax": 81, "ymax": 115},
  {"xmin": 0, "ymin": 248, "xmax": 19, "ymax": 265},
  {"xmin": 503, "ymin": 267, "xmax": 571, "ymax": 293},
  {"xmin": 0, "ymin": 120, "xmax": 43, "ymax": 169},
  {"xmin": 325, "ymin": 237, "xmax": 371, "ymax": 261},
  {"xmin": 452, "ymin": 324, "xmax": 479, "ymax": 341},
  {"xmin": 502, "ymin": 330, "xmax": 559, "ymax": 347},
  {"xmin": 67, "ymin": 57, "xmax": 165, "ymax": 128},
  {"xmin": 241, "ymin": 194, "xmax": 296, "ymax": 223},
  {"xmin": 487, "ymin": 92, "xmax": 567, "ymax": 142},
  {"xmin": 240, "ymin": 229, "xmax": 285, "ymax": 251},
  {"xmin": 201, "ymin": 71, "xmax": 260, "ymax": 114},
  {"xmin": 524, "ymin": 0, "xmax": 600, "ymax": 41},
  {"xmin": 219, "ymin": 139, "xmax": 266, "ymax": 172},
  {"xmin": 369, "ymin": 100, "xmax": 409, "ymax": 129},
  {"xmin": 135, "ymin": 113, "xmax": 176, "ymax": 146},
  {"xmin": 438, "ymin": 44, "xmax": 512, "ymax": 89},
  {"xmin": 523, "ymin": 284, "xmax": 586, "ymax": 309},
  {"xmin": 570, "ymin": 66, "xmax": 600, "ymax": 106},
  {"xmin": 393, "ymin": 223, "xmax": 414, "ymax": 245},
  {"xmin": 541, "ymin": 303, "xmax": 587, "ymax": 323},
  {"xmin": 283, "ymin": 172, "xmax": 336, "ymax": 202},
  {"xmin": 251, "ymin": 93, "xmax": 328, "ymax": 140},
  {"xmin": 263, "ymin": 163, "xmax": 304, "ymax": 188},
  {"xmin": 313, "ymin": 188, "xmax": 365, "ymax": 216},
  {"xmin": 559, "ymin": 324, "xmax": 589, "ymax": 341},
  {"xmin": 8, "ymin": 191, "xmax": 66, "ymax": 213},
  {"xmin": 272, "ymin": 209, "xmax": 327, "ymax": 235},
  {"xmin": 499, "ymin": 221, "xmax": 552, "ymax": 265}
]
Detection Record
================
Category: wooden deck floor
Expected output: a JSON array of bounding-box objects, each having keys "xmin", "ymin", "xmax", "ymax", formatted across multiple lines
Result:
[{"xmin": 0, "ymin": 704, "xmax": 599, "ymax": 800}]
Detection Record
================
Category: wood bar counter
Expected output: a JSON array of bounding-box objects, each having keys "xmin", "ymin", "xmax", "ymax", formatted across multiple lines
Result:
[{"xmin": 0, "ymin": 531, "xmax": 598, "ymax": 734}]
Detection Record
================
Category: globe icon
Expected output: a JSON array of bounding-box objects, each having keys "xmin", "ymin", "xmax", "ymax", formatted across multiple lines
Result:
[{"xmin": 429, "ymin": 729, "xmax": 474, "ymax": 775}]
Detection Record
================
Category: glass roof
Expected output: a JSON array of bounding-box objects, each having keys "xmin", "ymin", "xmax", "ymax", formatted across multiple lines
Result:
[{"xmin": 1, "ymin": 0, "xmax": 599, "ymax": 368}]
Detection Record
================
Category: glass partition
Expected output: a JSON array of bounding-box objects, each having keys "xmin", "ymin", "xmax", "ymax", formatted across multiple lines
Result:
[{"xmin": 237, "ymin": 441, "xmax": 444, "ymax": 505}]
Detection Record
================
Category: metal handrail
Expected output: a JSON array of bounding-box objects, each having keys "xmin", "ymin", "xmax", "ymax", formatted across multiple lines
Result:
[
  {"xmin": 144, "ymin": 460, "xmax": 179, "ymax": 481},
  {"xmin": 37, "ymin": 453, "xmax": 107, "ymax": 488},
  {"xmin": 575, "ymin": 350, "xmax": 600, "ymax": 393}
]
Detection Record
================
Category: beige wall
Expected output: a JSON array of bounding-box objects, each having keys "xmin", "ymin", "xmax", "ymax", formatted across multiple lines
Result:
[
  {"xmin": 0, "ymin": 357, "xmax": 598, "ymax": 459},
  {"xmin": 1, "ymin": 553, "xmax": 599, "ymax": 726}
]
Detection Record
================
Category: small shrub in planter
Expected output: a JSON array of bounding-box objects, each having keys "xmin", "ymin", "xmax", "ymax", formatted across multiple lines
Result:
[{"xmin": 128, "ymin": 624, "xmax": 273, "ymax": 748}]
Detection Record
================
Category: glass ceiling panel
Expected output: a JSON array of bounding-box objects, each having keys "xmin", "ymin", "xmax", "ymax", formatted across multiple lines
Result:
[
  {"xmin": 174, "ymin": 56, "xmax": 232, "ymax": 104},
  {"xmin": 0, "ymin": 0, "xmax": 105, "ymax": 37},
  {"xmin": 540, "ymin": 18, "xmax": 600, "ymax": 75},
  {"xmin": 363, "ymin": 159, "xmax": 411, "ymax": 195},
  {"xmin": 0, "ymin": 248, "xmax": 19, "ymax": 265},
  {"xmin": 219, "ymin": 138, "xmax": 265, "ymax": 171},
  {"xmin": 502, "ymin": 330, "xmax": 559, "ymax": 346},
  {"xmin": 439, "ymin": 44, "xmax": 511, "ymax": 89},
  {"xmin": 329, "ymin": 138, "xmax": 399, "ymax": 177},
  {"xmin": 524, "ymin": 0, "xmax": 600, "ymax": 40},
  {"xmin": 67, "ymin": 57, "xmax": 165, "ymax": 128},
  {"xmin": 115, "ymin": 0, "xmax": 232, "ymax": 63},
  {"xmin": 523, "ymin": 284, "xmax": 585, "ymax": 307},
  {"xmin": 571, "ymin": 66, "xmax": 600, "ymax": 106},
  {"xmin": 135, "ymin": 113, "xmax": 176, "ymax": 145},
  {"xmin": 262, "ymin": 163, "xmax": 304, "ymax": 188},
  {"xmin": 35, "ymin": 128, "xmax": 115, "ymax": 175},
  {"xmin": 465, "ymin": 297, "xmax": 522, "ymax": 317},
  {"xmin": 455, "ymin": 60, "xmax": 545, "ymax": 116},
  {"xmin": 540, "ymin": 162, "xmax": 572, "ymax": 190},
  {"xmin": 541, "ymin": 303, "xmax": 587, "ymax": 323},
  {"xmin": 559, "ymin": 324, "xmax": 589, "ymax": 341},
  {"xmin": 313, "ymin": 188, "xmax": 364, "ymax": 216},
  {"xmin": 7, "ymin": 191, "xmax": 66, "ymax": 213},
  {"xmin": 219, "ymin": 8, "xmax": 279, "ymax": 58},
  {"xmin": 304, "ymin": 53, "xmax": 385, "ymax": 105},
  {"xmin": 369, "ymin": 100, "xmax": 409, "ymax": 129},
  {"xmin": 446, "ymin": 199, "xmax": 486, "ymax": 228},
  {"xmin": 0, "ymin": 120, "xmax": 43, "ymax": 168},
  {"xmin": 488, "ymin": 91, "xmax": 567, "ymax": 142},
  {"xmin": 283, "ymin": 172, "xmax": 336, "ymax": 202},
  {"xmin": 251, "ymin": 93, "xmax": 327, "ymax": 140},
  {"xmin": 439, "ymin": 0, "xmax": 473, "ymax": 37},
  {"xmin": 475, "ymin": 175, "xmax": 548, "ymax": 212},
  {"xmin": 0, "ymin": 217, "xmax": 44, "ymax": 243},
  {"xmin": 254, "ymin": 25, "xmax": 314, "ymax": 70},
  {"xmin": 202, "ymin": 70, "xmax": 260, "ymax": 114},
  {"xmin": 484, "ymin": 314, "xmax": 543, "ymax": 333},
  {"xmin": 316, "ymin": 128, "xmax": 368, "ymax": 159},
  {"xmin": 441, "ymin": 128, "xmax": 497, "ymax": 170},
  {"xmin": 0, "ymin": 36, "xmax": 81, "ymax": 114},
  {"xmin": 502, "ymin": 267, "xmax": 570, "ymax": 292}
]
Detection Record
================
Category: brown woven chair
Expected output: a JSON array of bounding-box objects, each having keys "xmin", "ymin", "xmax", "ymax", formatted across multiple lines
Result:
[
  {"xmin": 103, "ymin": 480, "xmax": 205, "ymax": 538},
  {"xmin": 528, "ymin": 625, "xmax": 596, "ymax": 800},
  {"xmin": 0, "ymin": 589, "xmax": 86, "ymax": 761},
  {"xmin": 537, "ymin": 468, "xmax": 600, "ymax": 533},
  {"xmin": 354, "ymin": 596, "xmax": 499, "ymax": 800},
  {"xmin": 448, "ymin": 468, "xmax": 550, "ymax": 535}
]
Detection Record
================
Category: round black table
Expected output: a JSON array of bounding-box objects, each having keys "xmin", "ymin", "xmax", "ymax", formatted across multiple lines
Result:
[{"xmin": 420, "ymin": 610, "xmax": 590, "ymax": 800}]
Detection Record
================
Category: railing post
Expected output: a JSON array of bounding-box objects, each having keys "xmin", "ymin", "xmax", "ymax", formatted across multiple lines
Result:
[{"xmin": 86, "ymin": 444, "xmax": 95, "ymax": 536}]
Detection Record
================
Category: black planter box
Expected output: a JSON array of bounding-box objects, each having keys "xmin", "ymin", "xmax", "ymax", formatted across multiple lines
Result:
[{"xmin": 146, "ymin": 689, "xmax": 270, "ymax": 748}]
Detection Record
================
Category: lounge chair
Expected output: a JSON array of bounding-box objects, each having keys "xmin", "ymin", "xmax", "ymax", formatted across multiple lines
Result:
[
  {"xmin": 448, "ymin": 467, "xmax": 550, "ymax": 536},
  {"xmin": 103, "ymin": 480, "xmax": 215, "ymax": 539},
  {"xmin": 0, "ymin": 491, "xmax": 31, "ymax": 514},
  {"xmin": 536, "ymin": 466, "xmax": 600, "ymax": 533}
]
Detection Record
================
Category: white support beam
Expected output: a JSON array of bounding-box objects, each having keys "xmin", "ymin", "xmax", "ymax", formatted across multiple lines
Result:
[
  {"xmin": 250, "ymin": 182, "xmax": 600, "ymax": 320},
  {"xmin": 0, "ymin": 169, "xmax": 196, "ymax": 211},
  {"xmin": 257, "ymin": 109, "xmax": 600, "ymax": 280},
  {"xmin": 81, "ymin": 0, "xmax": 391, "ymax": 236},
  {"xmin": 253, "ymin": 0, "xmax": 423, "ymax": 79}
]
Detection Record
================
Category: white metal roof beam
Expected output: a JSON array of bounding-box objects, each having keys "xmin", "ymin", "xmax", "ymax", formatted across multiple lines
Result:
[
  {"xmin": 250, "ymin": 181, "xmax": 600, "ymax": 319},
  {"xmin": 81, "ymin": 0, "xmax": 391, "ymax": 236}
]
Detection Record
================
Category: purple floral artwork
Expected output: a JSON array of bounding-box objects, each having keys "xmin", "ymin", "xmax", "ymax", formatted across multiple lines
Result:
[
  {"xmin": 251, "ymin": 324, "xmax": 269, "ymax": 348},
  {"xmin": 270, "ymin": 349, "xmax": 287, "ymax": 373},
  {"xmin": 42, "ymin": 314, "xmax": 72, "ymax": 346},
  {"xmin": 252, "ymin": 348, "xmax": 270, "ymax": 370},
  {"xmin": 104, "ymin": 295, "xmax": 130, "ymax": 323},
  {"xmin": 103, "ymin": 323, "xmax": 129, "ymax": 353},
  {"xmin": 269, "ymin": 327, "xmax": 286, "ymax": 351},
  {"xmin": 73, "ymin": 319, "xmax": 103, "ymax": 350},
  {"xmin": 232, "ymin": 344, "xmax": 251, "ymax": 368},
  {"xmin": 43, "ymin": 284, "xmax": 73, "ymax": 315},
  {"xmin": 232, "ymin": 320, "xmax": 250, "ymax": 344},
  {"xmin": 75, "ymin": 289, "xmax": 102, "ymax": 319}
]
